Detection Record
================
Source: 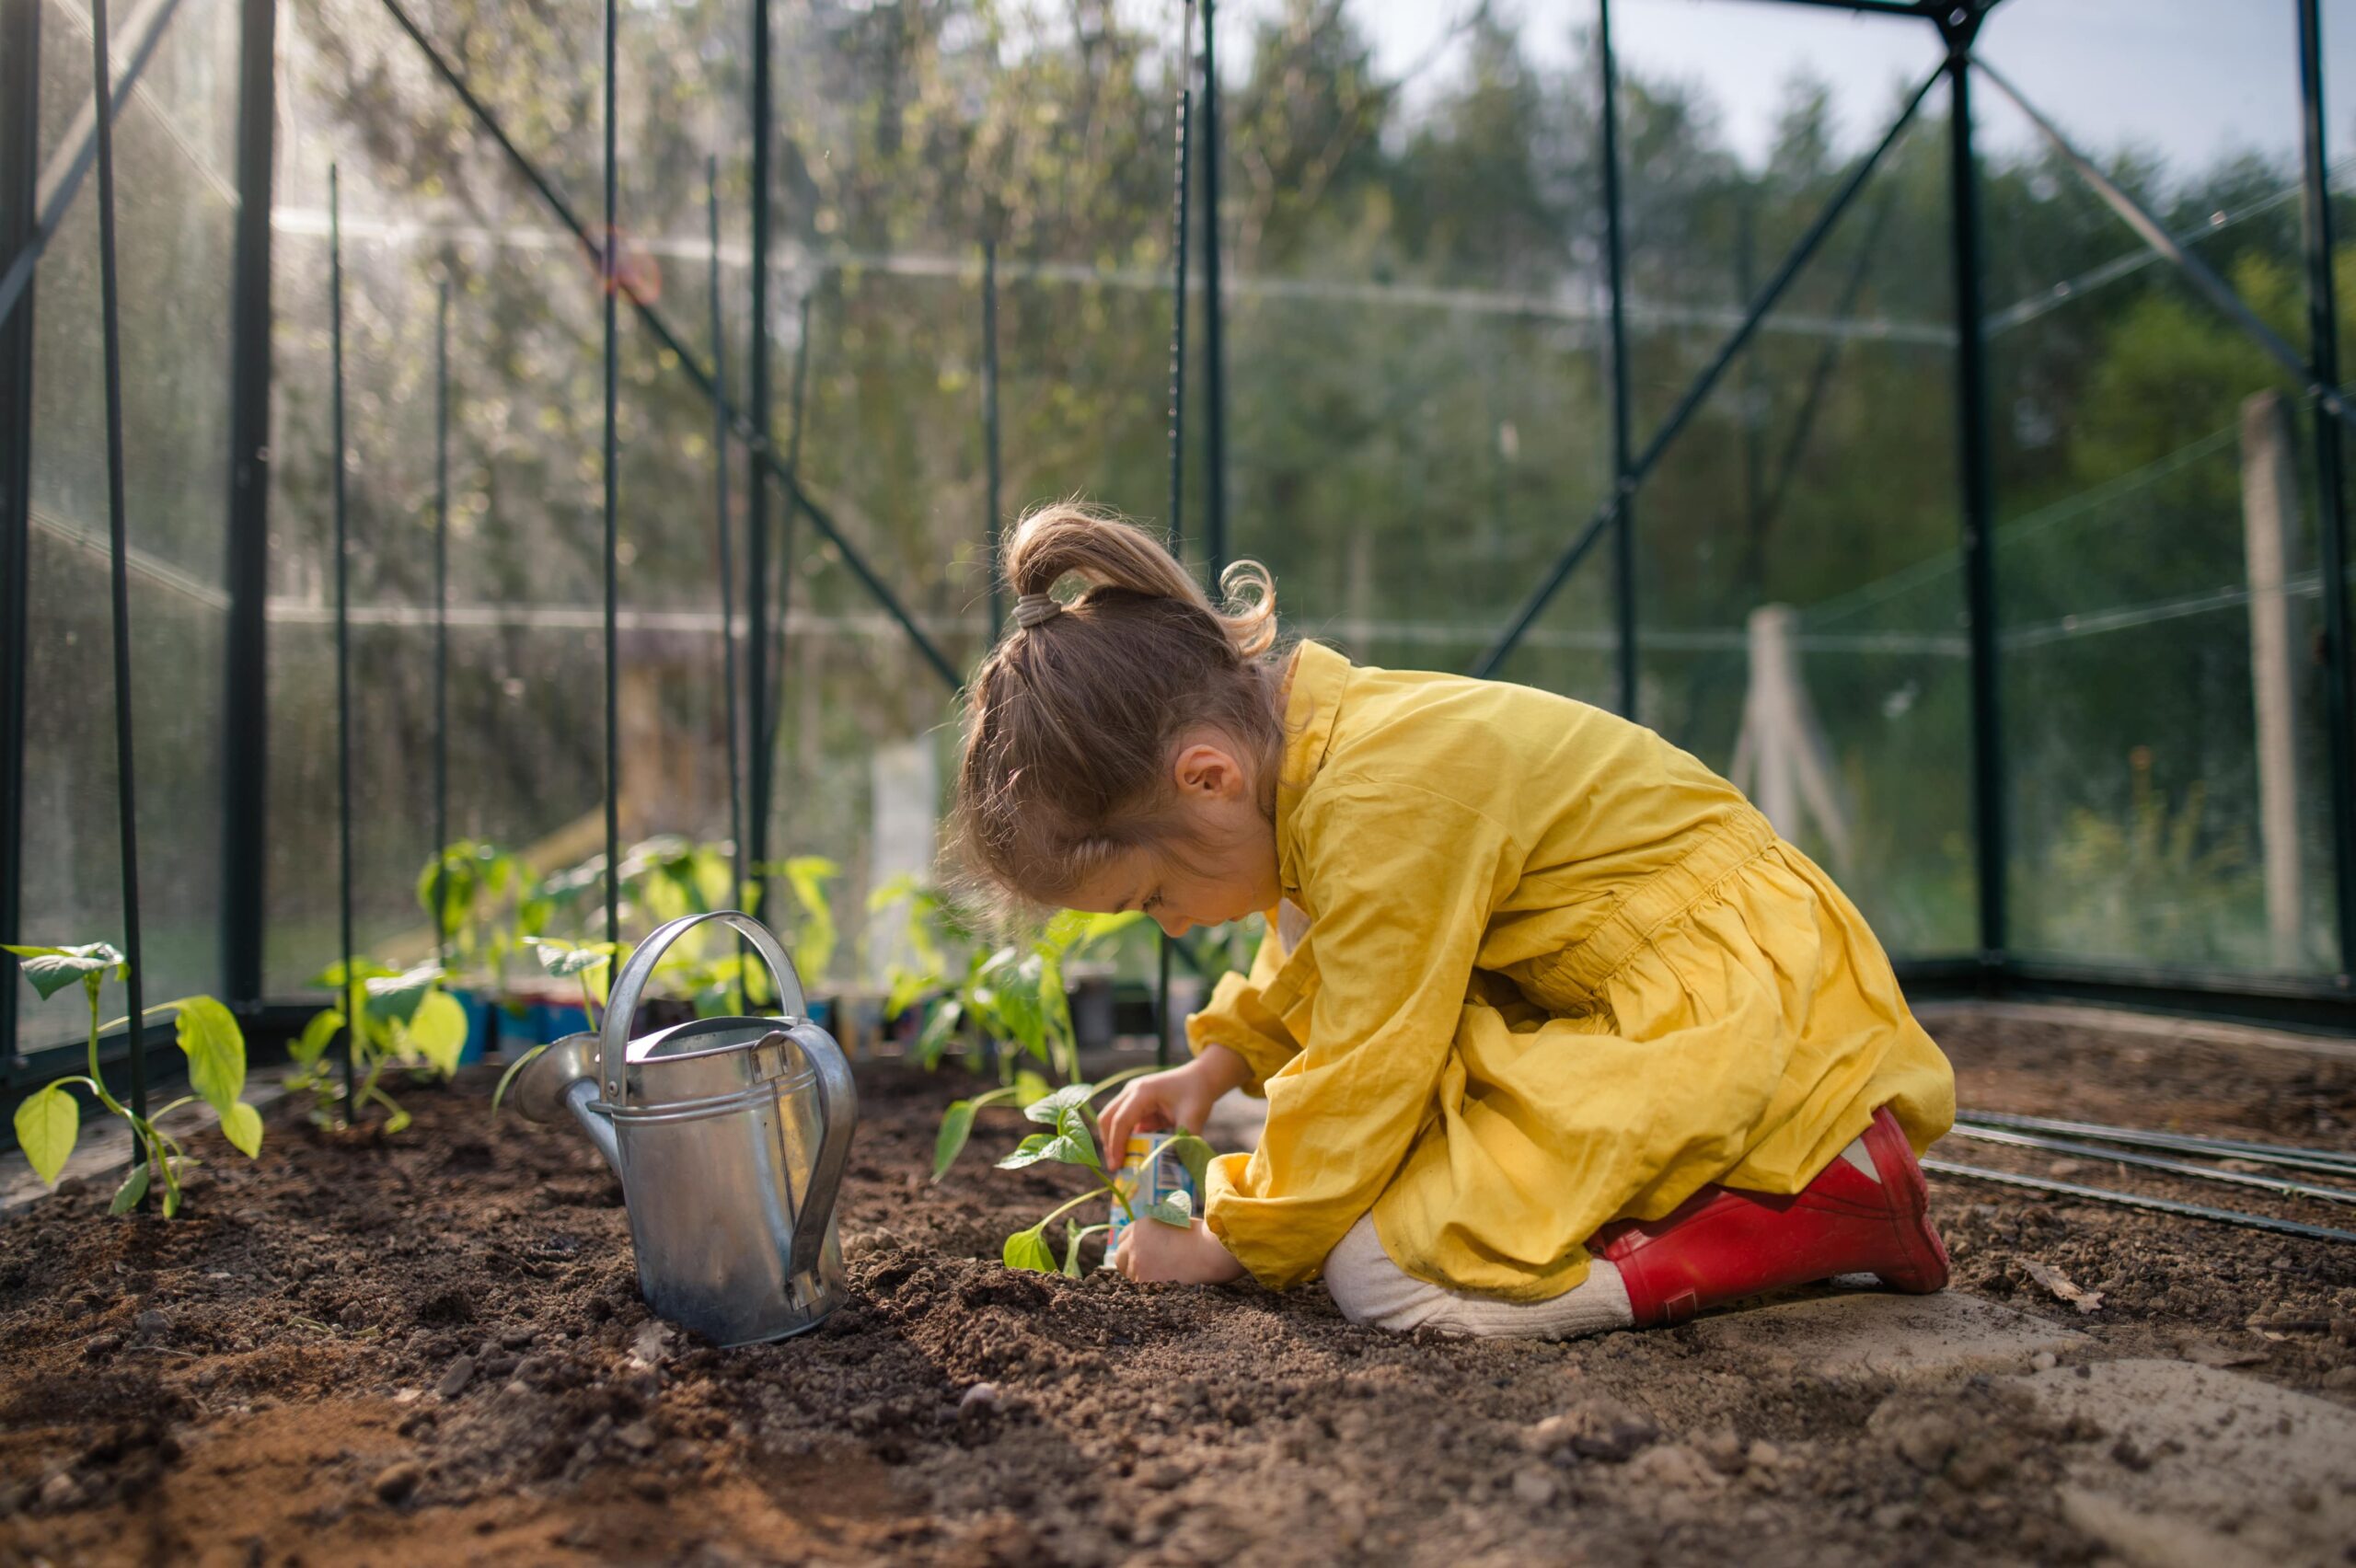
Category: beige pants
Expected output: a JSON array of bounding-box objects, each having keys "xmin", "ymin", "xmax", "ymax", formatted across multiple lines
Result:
[{"xmin": 1322, "ymin": 1215, "xmax": 1635, "ymax": 1339}]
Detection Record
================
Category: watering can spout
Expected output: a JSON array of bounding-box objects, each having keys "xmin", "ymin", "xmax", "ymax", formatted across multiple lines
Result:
[{"xmin": 562, "ymin": 1074, "xmax": 622, "ymax": 1176}]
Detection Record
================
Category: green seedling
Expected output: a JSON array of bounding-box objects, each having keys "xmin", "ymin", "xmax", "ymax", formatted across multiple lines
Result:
[
  {"xmin": 6, "ymin": 941, "xmax": 263, "ymax": 1216},
  {"xmin": 292, "ymin": 959, "xmax": 469, "ymax": 1135},
  {"xmin": 920, "ymin": 908, "xmax": 1147, "ymax": 1082},
  {"xmin": 489, "ymin": 936, "xmax": 619, "ymax": 1115},
  {"xmin": 752, "ymin": 855, "xmax": 839, "ymax": 997},
  {"xmin": 935, "ymin": 1072, "xmax": 1215, "ymax": 1276},
  {"xmin": 417, "ymin": 839, "xmax": 543, "ymax": 986}
]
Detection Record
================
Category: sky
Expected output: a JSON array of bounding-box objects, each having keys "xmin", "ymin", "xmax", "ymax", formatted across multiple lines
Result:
[{"xmin": 1293, "ymin": 0, "xmax": 2353, "ymax": 182}]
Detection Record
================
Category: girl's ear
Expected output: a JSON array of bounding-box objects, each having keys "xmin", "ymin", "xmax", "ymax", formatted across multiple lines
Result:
[{"xmin": 1172, "ymin": 739, "xmax": 1247, "ymax": 801}]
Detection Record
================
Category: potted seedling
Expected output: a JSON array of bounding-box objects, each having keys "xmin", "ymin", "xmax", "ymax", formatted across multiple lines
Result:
[
  {"xmin": 417, "ymin": 838, "xmax": 539, "ymax": 1063},
  {"xmin": 935, "ymin": 1073, "xmax": 1215, "ymax": 1276},
  {"xmin": 917, "ymin": 908, "xmax": 1146, "ymax": 1085},
  {"xmin": 6, "ymin": 941, "xmax": 264, "ymax": 1214},
  {"xmin": 290, "ymin": 959, "xmax": 469, "ymax": 1134}
]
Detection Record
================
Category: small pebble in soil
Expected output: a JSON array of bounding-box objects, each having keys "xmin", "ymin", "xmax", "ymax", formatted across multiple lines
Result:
[
  {"xmin": 373, "ymin": 1460, "xmax": 423, "ymax": 1505},
  {"xmin": 437, "ymin": 1355, "xmax": 476, "ymax": 1400},
  {"xmin": 133, "ymin": 1309, "xmax": 172, "ymax": 1339},
  {"xmin": 40, "ymin": 1472, "xmax": 83, "ymax": 1511},
  {"xmin": 959, "ymin": 1382, "xmax": 999, "ymax": 1418},
  {"xmin": 2031, "ymin": 1351, "xmax": 2058, "ymax": 1371},
  {"xmin": 84, "ymin": 1332, "xmax": 121, "ymax": 1358},
  {"xmin": 615, "ymin": 1422, "xmax": 657, "ymax": 1454},
  {"xmin": 501, "ymin": 1327, "xmax": 537, "ymax": 1350},
  {"xmin": 1510, "ymin": 1466, "xmax": 1558, "ymax": 1507}
]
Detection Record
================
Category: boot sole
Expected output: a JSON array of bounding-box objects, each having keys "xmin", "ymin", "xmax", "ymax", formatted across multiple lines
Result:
[{"xmin": 1867, "ymin": 1109, "xmax": 1951, "ymax": 1296}]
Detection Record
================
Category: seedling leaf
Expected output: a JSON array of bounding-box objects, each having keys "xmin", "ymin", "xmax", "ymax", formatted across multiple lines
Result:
[
  {"xmin": 6, "ymin": 942, "xmax": 126, "ymax": 999},
  {"xmin": 1164, "ymin": 1131, "xmax": 1217, "ymax": 1197},
  {"xmin": 1143, "ymin": 1190, "xmax": 1195, "ymax": 1226},
  {"xmin": 933, "ymin": 1099, "xmax": 977, "ymax": 1180},
  {"xmin": 491, "ymin": 1042, "xmax": 549, "ymax": 1116},
  {"xmin": 219, "ymin": 1101, "xmax": 264, "ymax": 1159},
  {"xmin": 1002, "ymin": 1223, "xmax": 1057, "ymax": 1274},
  {"xmin": 110, "ymin": 1161, "xmax": 150, "ymax": 1215},
  {"xmin": 1024, "ymin": 1082, "xmax": 1093, "ymax": 1126},
  {"xmin": 14, "ymin": 1084, "xmax": 77, "ymax": 1185},
  {"xmin": 404, "ymin": 991, "xmax": 468, "ymax": 1076},
  {"xmin": 167, "ymin": 996, "xmax": 247, "ymax": 1119},
  {"xmin": 293, "ymin": 1008, "xmax": 342, "ymax": 1066},
  {"xmin": 996, "ymin": 1131, "xmax": 1058, "ymax": 1170}
]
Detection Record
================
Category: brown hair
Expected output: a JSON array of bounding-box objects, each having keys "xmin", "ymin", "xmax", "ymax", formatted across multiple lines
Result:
[{"xmin": 953, "ymin": 502, "xmax": 1287, "ymax": 908}]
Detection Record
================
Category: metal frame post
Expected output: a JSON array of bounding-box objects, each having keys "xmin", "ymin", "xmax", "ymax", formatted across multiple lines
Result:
[
  {"xmin": 746, "ymin": 0, "xmax": 775, "ymax": 921},
  {"xmin": 709, "ymin": 159, "xmax": 746, "ymax": 938},
  {"xmin": 1942, "ymin": 9, "xmax": 2005, "ymax": 979},
  {"xmin": 2295, "ymin": 0, "xmax": 2356, "ymax": 986},
  {"xmin": 221, "ymin": 0, "xmax": 274, "ymax": 1010},
  {"xmin": 1198, "ymin": 0, "xmax": 1228, "ymax": 582},
  {"xmin": 1599, "ymin": 0, "xmax": 1637, "ymax": 716},
  {"xmin": 1161, "ymin": 0, "xmax": 1198, "ymax": 1064},
  {"xmin": 0, "ymin": 0, "xmax": 40, "ymax": 1061}
]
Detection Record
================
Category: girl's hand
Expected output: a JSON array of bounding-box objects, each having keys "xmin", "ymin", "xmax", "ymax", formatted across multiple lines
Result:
[
  {"xmin": 1097, "ymin": 1043, "xmax": 1250, "ymax": 1159},
  {"xmin": 1115, "ymin": 1216, "xmax": 1246, "ymax": 1286}
]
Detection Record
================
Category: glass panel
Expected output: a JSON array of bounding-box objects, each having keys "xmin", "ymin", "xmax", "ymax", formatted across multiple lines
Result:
[
  {"xmin": 1977, "ymin": 2, "xmax": 2339, "ymax": 974},
  {"xmin": 17, "ymin": 0, "xmax": 237, "ymax": 1054}
]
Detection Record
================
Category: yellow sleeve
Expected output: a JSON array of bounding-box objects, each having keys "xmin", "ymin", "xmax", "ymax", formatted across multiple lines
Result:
[
  {"xmin": 1203, "ymin": 780, "xmax": 1521, "ymax": 1290},
  {"xmin": 1183, "ymin": 919, "xmax": 1299, "ymax": 1096}
]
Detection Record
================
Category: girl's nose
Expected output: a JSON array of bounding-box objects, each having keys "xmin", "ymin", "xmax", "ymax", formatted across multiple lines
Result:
[{"xmin": 1156, "ymin": 912, "xmax": 1191, "ymax": 939}]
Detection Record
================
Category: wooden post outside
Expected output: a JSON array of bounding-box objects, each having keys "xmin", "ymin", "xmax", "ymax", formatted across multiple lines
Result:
[{"xmin": 2242, "ymin": 389, "xmax": 2305, "ymax": 971}]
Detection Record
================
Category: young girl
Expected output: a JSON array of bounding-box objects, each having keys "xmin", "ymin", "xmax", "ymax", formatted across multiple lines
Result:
[{"xmin": 956, "ymin": 504, "xmax": 1954, "ymax": 1338}]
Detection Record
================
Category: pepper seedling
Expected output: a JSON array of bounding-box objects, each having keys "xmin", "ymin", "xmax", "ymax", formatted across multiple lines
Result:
[
  {"xmin": 291, "ymin": 958, "xmax": 470, "ymax": 1134},
  {"xmin": 6, "ymin": 941, "xmax": 263, "ymax": 1216},
  {"xmin": 937, "ymin": 1072, "xmax": 1216, "ymax": 1276},
  {"xmin": 489, "ymin": 936, "xmax": 620, "ymax": 1115}
]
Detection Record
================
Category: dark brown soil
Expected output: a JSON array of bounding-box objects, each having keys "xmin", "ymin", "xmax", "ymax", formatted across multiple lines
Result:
[{"xmin": 1, "ymin": 1009, "xmax": 2352, "ymax": 1567}]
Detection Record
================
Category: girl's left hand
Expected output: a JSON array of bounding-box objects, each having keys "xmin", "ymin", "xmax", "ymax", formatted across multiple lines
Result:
[{"xmin": 1114, "ymin": 1216, "xmax": 1247, "ymax": 1286}]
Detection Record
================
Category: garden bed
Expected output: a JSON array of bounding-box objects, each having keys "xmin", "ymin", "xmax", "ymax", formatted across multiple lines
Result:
[{"xmin": 1, "ymin": 1007, "xmax": 2352, "ymax": 1566}]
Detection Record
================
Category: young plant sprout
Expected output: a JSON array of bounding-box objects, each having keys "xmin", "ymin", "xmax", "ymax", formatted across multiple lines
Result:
[
  {"xmin": 934, "ymin": 1070, "xmax": 1215, "ymax": 1277},
  {"xmin": 489, "ymin": 936, "xmax": 619, "ymax": 1114},
  {"xmin": 6, "ymin": 941, "xmax": 263, "ymax": 1215},
  {"xmin": 291, "ymin": 959, "xmax": 470, "ymax": 1134}
]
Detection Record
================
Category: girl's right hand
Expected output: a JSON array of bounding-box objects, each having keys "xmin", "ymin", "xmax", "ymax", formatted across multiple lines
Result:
[{"xmin": 1097, "ymin": 1043, "xmax": 1250, "ymax": 1159}]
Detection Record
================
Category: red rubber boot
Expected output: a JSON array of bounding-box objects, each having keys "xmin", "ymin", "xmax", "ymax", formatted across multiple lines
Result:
[{"xmin": 1592, "ymin": 1106, "xmax": 1950, "ymax": 1328}]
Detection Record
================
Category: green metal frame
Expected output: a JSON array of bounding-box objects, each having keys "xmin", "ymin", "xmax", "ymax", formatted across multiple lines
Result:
[{"xmin": 5, "ymin": 0, "xmax": 2356, "ymax": 1130}]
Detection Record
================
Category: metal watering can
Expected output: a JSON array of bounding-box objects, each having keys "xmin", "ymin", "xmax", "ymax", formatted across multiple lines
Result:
[{"xmin": 510, "ymin": 910, "xmax": 856, "ymax": 1345}]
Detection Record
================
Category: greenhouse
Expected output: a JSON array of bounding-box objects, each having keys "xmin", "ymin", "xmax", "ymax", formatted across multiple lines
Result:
[{"xmin": 3, "ymin": 0, "xmax": 2354, "ymax": 1561}]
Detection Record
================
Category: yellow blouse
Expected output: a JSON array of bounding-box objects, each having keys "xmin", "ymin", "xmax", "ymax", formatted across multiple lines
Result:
[{"xmin": 1189, "ymin": 641, "xmax": 1955, "ymax": 1300}]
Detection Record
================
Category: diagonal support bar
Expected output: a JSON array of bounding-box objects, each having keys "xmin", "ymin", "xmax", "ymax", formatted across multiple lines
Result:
[
  {"xmin": 374, "ymin": 0, "xmax": 962, "ymax": 693},
  {"xmin": 1472, "ymin": 61, "xmax": 1942, "ymax": 679},
  {"xmin": 1971, "ymin": 53, "xmax": 2353, "ymax": 432}
]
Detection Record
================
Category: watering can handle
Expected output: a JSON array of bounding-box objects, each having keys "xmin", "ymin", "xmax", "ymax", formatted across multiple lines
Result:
[
  {"xmin": 598, "ymin": 910, "xmax": 808, "ymax": 1105},
  {"xmin": 779, "ymin": 1020, "xmax": 857, "ymax": 1279}
]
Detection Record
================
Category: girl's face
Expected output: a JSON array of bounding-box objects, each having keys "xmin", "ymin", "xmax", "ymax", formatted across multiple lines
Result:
[{"xmin": 1062, "ymin": 730, "xmax": 1281, "ymax": 939}]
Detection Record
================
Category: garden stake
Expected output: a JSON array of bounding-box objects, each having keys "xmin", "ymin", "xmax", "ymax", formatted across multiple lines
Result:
[
  {"xmin": 90, "ymin": 0, "xmax": 149, "ymax": 1142},
  {"xmin": 599, "ymin": 0, "xmax": 620, "ymax": 950},
  {"xmin": 983, "ymin": 236, "xmax": 1002, "ymax": 635},
  {"xmin": 432, "ymin": 274, "xmax": 450, "ymax": 974},
  {"xmin": 1923, "ymin": 1159, "xmax": 2356, "ymax": 1246},
  {"xmin": 1956, "ymin": 1111, "xmax": 2356, "ymax": 1176},
  {"xmin": 709, "ymin": 156, "xmax": 746, "ymax": 1013},
  {"xmin": 330, "ymin": 162, "xmax": 358, "ymax": 1123},
  {"xmin": 1946, "ymin": 1123, "xmax": 2356, "ymax": 1207}
]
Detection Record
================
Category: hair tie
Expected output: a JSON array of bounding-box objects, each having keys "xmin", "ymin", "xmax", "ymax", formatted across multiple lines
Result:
[{"xmin": 1012, "ymin": 593, "xmax": 1062, "ymax": 629}]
